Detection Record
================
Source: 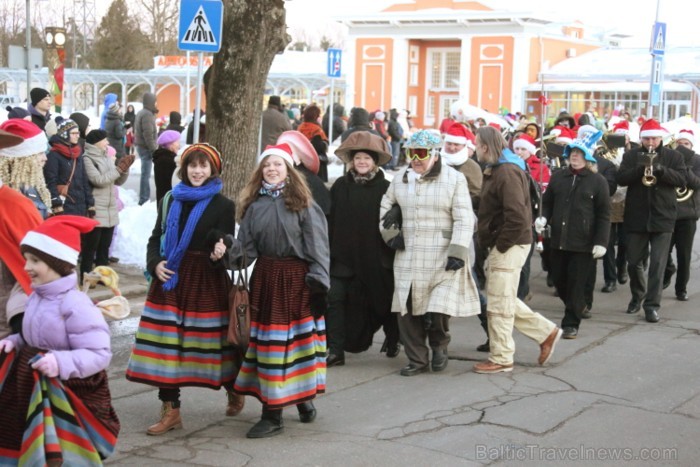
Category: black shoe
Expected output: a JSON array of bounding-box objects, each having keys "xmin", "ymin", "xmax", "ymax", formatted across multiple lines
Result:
[
  {"xmin": 617, "ymin": 268, "xmax": 628, "ymax": 285},
  {"xmin": 663, "ymin": 278, "xmax": 671, "ymax": 290},
  {"xmin": 476, "ymin": 340, "xmax": 490, "ymax": 352},
  {"xmin": 386, "ymin": 343, "xmax": 401, "ymax": 358},
  {"xmin": 326, "ymin": 353, "xmax": 345, "ymax": 367},
  {"xmin": 601, "ymin": 282, "xmax": 617, "ymax": 293},
  {"xmin": 546, "ymin": 276, "xmax": 555, "ymax": 288},
  {"xmin": 676, "ymin": 292, "xmax": 689, "ymax": 301},
  {"xmin": 399, "ymin": 363, "xmax": 428, "ymax": 377},
  {"xmin": 644, "ymin": 309, "xmax": 660, "ymax": 323},
  {"xmin": 581, "ymin": 307, "xmax": 592, "ymax": 319},
  {"xmin": 247, "ymin": 410, "xmax": 284, "ymax": 439},
  {"xmin": 297, "ymin": 401, "xmax": 316, "ymax": 423},
  {"xmin": 108, "ymin": 256, "xmax": 119, "ymax": 263},
  {"xmin": 626, "ymin": 303, "xmax": 641, "ymax": 314},
  {"xmin": 431, "ymin": 349, "xmax": 448, "ymax": 372},
  {"xmin": 562, "ymin": 327, "xmax": 578, "ymax": 339}
]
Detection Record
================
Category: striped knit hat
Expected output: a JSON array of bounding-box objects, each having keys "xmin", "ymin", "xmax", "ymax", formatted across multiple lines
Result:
[
  {"xmin": 56, "ymin": 118, "xmax": 79, "ymax": 142},
  {"xmin": 181, "ymin": 143, "xmax": 223, "ymax": 175}
]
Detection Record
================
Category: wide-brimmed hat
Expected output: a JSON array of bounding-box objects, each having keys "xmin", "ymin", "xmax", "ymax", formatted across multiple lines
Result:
[
  {"xmin": 335, "ymin": 131, "xmax": 391, "ymax": 165},
  {"xmin": 276, "ymin": 131, "xmax": 319, "ymax": 174}
]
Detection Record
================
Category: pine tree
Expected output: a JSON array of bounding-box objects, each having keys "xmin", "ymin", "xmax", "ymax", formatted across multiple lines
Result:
[{"xmin": 88, "ymin": 0, "xmax": 152, "ymax": 70}]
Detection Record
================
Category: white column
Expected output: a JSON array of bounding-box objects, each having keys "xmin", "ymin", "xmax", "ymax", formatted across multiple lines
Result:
[
  {"xmin": 459, "ymin": 36, "xmax": 472, "ymax": 100},
  {"xmin": 511, "ymin": 34, "xmax": 531, "ymax": 114},
  {"xmin": 344, "ymin": 36, "xmax": 357, "ymax": 109},
  {"xmin": 391, "ymin": 38, "xmax": 409, "ymax": 110}
]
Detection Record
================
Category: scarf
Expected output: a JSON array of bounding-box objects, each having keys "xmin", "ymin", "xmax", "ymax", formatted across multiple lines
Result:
[
  {"xmin": 162, "ymin": 178, "xmax": 222, "ymax": 291},
  {"xmin": 495, "ymin": 148, "xmax": 526, "ymax": 170},
  {"xmin": 259, "ymin": 179, "xmax": 286, "ymax": 198},
  {"xmin": 349, "ymin": 167, "xmax": 378, "ymax": 185},
  {"xmin": 297, "ymin": 122, "xmax": 328, "ymax": 142},
  {"xmin": 440, "ymin": 146, "xmax": 469, "ymax": 167},
  {"xmin": 51, "ymin": 142, "xmax": 82, "ymax": 159}
]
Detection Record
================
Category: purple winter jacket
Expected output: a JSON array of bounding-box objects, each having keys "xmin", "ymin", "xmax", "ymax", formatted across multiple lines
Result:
[{"xmin": 5, "ymin": 273, "xmax": 111, "ymax": 380}]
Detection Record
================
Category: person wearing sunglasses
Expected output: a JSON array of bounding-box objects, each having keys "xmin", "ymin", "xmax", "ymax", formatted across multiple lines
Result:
[{"xmin": 379, "ymin": 130, "xmax": 480, "ymax": 377}]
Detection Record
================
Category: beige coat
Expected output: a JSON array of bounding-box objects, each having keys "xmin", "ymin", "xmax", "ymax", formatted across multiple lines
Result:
[
  {"xmin": 83, "ymin": 144, "xmax": 128, "ymax": 228},
  {"xmin": 379, "ymin": 159, "xmax": 480, "ymax": 317}
]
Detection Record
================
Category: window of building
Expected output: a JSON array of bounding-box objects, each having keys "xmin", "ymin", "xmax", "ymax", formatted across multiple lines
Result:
[
  {"xmin": 408, "ymin": 95, "xmax": 418, "ymax": 117},
  {"xmin": 410, "ymin": 64, "xmax": 419, "ymax": 86},
  {"xmin": 427, "ymin": 49, "xmax": 461, "ymax": 90}
]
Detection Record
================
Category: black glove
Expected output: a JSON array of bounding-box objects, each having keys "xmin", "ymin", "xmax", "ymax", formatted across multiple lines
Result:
[
  {"xmin": 445, "ymin": 256, "xmax": 465, "ymax": 271},
  {"xmin": 653, "ymin": 164, "xmax": 665, "ymax": 177},
  {"xmin": 87, "ymin": 207, "xmax": 97, "ymax": 218},
  {"xmin": 386, "ymin": 231, "xmax": 405, "ymax": 250},
  {"xmin": 382, "ymin": 204, "xmax": 402, "ymax": 229},
  {"xmin": 310, "ymin": 292, "xmax": 328, "ymax": 319},
  {"xmin": 305, "ymin": 276, "xmax": 327, "ymax": 294}
]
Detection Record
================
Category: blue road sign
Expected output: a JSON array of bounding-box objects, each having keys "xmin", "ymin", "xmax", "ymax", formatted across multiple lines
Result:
[
  {"xmin": 178, "ymin": 0, "xmax": 223, "ymax": 53},
  {"xmin": 650, "ymin": 55, "xmax": 663, "ymax": 105},
  {"xmin": 650, "ymin": 22, "xmax": 666, "ymax": 56},
  {"xmin": 327, "ymin": 48, "xmax": 342, "ymax": 78}
]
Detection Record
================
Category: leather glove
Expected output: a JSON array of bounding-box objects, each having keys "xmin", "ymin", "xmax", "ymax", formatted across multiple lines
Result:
[
  {"xmin": 445, "ymin": 256, "xmax": 465, "ymax": 271},
  {"xmin": 87, "ymin": 207, "xmax": 97, "ymax": 218},
  {"xmin": 51, "ymin": 206, "xmax": 64, "ymax": 216},
  {"xmin": 653, "ymin": 164, "xmax": 665, "ymax": 177},
  {"xmin": 305, "ymin": 276, "xmax": 327, "ymax": 294},
  {"xmin": 592, "ymin": 245, "xmax": 607, "ymax": 259},
  {"xmin": 386, "ymin": 231, "xmax": 405, "ymax": 250},
  {"xmin": 0, "ymin": 339, "xmax": 15, "ymax": 353},
  {"xmin": 31, "ymin": 353, "xmax": 59, "ymax": 378},
  {"xmin": 310, "ymin": 292, "xmax": 328, "ymax": 319},
  {"xmin": 116, "ymin": 154, "xmax": 135, "ymax": 173},
  {"xmin": 382, "ymin": 204, "xmax": 402, "ymax": 229},
  {"xmin": 534, "ymin": 216, "xmax": 548, "ymax": 234}
]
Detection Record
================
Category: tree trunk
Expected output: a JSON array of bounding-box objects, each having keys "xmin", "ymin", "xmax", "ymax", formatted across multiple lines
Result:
[{"xmin": 206, "ymin": 0, "xmax": 289, "ymax": 205}]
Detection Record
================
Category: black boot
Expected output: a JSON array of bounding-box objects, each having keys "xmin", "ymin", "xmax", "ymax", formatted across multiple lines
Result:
[
  {"xmin": 247, "ymin": 407, "xmax": 284, "ymax": 438},
  {"xmin": 297, "ymin": 401, "xmax": 317, "ymax": 423}
]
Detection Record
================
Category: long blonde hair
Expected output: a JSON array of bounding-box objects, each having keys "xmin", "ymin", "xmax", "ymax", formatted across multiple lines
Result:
[
  {"xmin": 238, "ymin": 162, "xmax": 312, "ymax": 220},
  {"xmin": 0, "ymin": 154, "xmax": 51, "ymax": 207}
]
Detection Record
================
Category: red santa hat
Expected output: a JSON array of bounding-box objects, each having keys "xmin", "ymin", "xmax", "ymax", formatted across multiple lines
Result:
[
  {"xmin": 258, "ymin": 143, "xmax": 295, "ymax": 167},
  {"xmin": 612, "ymin": 120, "xmax": 629, "ymax": 134},
  {"xmin": 488, "ymin": 122, "xmax": 501, "ymax": 131},
  {"xmin": 0, "ymin": 119, "xmax": 48, "ymax": 158},
  {"xmin": 513, "ymin": 134, "xmax": 537, "ymax": 155},
  {"xmin": 551, "ymin": 125, "xmax": 575, "ymax": 144},
  {"xmin": 639, "ymin": 119, "xmax": 668, "ymax": 138},
  {"xmin": 677, "ymin": 129, "xmax": 694, "ymax": 147},
  {"xmin": 444, "ymin": 122, "xmax": 476, "ymax": 150},
  {"xmin": 21, "ymin": 215, "xmax": 98, "ymax": 268}
]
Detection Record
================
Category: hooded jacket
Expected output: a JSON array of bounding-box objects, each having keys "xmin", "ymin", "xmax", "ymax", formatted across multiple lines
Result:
[
  {"xmin": 83, "ymin": 142, "xmax": 128, "ymax": 227},
  {"xmin": 134, "ymin": 92, "xmax": 158, "ymax": 151},
  {"xmin": 105, "ymin": 108, "xmax": 126, "ymax": 157}
]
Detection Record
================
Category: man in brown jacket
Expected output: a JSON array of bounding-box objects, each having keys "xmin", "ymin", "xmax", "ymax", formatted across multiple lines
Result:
[
  {"xmin": 473, "ymin": 126, "xmax": 561, "ymax": 374},
  {"xmin": 260, "ymin": 96, "xmax": 291, "ymax": 150}
]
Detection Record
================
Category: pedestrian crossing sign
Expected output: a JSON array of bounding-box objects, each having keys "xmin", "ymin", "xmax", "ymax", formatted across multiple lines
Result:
[{"xmin": 178, "ymin": 0, "xmax": 223, "ymax": 53}]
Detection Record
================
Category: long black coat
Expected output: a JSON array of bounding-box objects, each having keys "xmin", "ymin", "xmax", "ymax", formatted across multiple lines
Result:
[
  {"xmin": 616, "ymin": 144, "xmax": 686, "ymax": 232},
  {"xmin": 543, "ymin": 167, "xmax": 610, "ymax": 253},
  {"xmin": 675, "ymin": 145, "xmax": 700, "ymax": 220}
]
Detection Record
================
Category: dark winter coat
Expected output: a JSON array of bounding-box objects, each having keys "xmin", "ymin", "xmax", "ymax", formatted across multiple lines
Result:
[
  {"xmin": 164, "ymin": 111, "xmax": 185, "ymax": 134},
  {"xmin": 44, "ymin": 137, "xmax": 94, "ymax": 215},
  {"xmin": 593, "ymin": 150, "xmax": 618, "ymax": 196},
  {"xmin": 675, "ymin": 145, "xmax": 700, "ymax": 220},
  {"xmin": 28, "ymin": 104, "xmax": 49, "ymax": 132},
  {"xmin": 153, "ymin": 147, "xmax": 177, "ymax": 202},
  {"xmin": 134, "ymin": 92, "xmax": 158, "ymax": 151},
  {"xmin": 616, "ymin": 144, "xmax": 686, "ymax": 233},
  {"xmin": 322, "ymin": 104, "xmax": 345, "ymax": 142},
  {"xmin": 298, "ymin": 165, "xmax": 331, "ymax": 216},
  {"xmin": 387, "ymin": 112, "xmax": 403, "ymax": 142},
  {"xmin": 341, "ymin": 108, "xmax": 386, "ymax": 145},
  {"xmin": 104, "ymin": 109, "xmax": 126, "ymax": 158},
  {"xmin": 543, "ymin": 168, "xmax": 611, "ymax": 253},
  {"xmin": 261, "ymin": 105, "xmax": 291, "ymax": 149}
]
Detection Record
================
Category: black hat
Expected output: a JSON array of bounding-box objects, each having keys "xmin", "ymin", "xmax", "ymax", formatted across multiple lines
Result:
[
  {"xmin": 86, "ymin": 129, "xmax": 108, "ymax": 145},
  {"xmin": 169, "ymin": 111, "xmax": 182, "ymax": 125},
  {"xmin": 268, "ymin": 95, "xmax": 281, "ymax": 107},
  {"xmin": 6, "ymin": 106, "xmax": 30, "ymax": 120},
  {"xmin": 69, "ymin": 112, "xmax": 91, "ymax": 139},
  {"xmin": 30, "ymin": 88, "xmax": 50, "ymax": 107}
]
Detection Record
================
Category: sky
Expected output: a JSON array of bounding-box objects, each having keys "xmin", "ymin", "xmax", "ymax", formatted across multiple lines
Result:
[{"xmin": 284, "ymin": 0, "xmax": 697, "ymax": 48}]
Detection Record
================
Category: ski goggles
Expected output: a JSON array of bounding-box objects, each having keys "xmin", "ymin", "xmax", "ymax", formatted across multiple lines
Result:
[{"xmin": 406, "ymin": 148, "xmax": 432, "ymax": 161}]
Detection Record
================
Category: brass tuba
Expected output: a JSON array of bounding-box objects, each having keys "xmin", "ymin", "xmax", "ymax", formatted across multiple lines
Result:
[
  {"xmin": 641, "ymin": 145, "xmax": 658, "ymax": 187},
  {"xmin": 677, "ymin": 186, "xmax": 694, "ymax": 202}
]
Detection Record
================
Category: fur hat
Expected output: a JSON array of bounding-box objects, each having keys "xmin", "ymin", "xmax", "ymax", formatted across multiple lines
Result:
[
  {"xmin": 0, "ymin": 120, "xmax": 47, "ymax": 157},
  {"xmin": 30, "ymin": 88, "xmax": 50, "ymax": 107},
  {"xmin": 335, "ymin": 131, "xmax": 392, "ymax": 165},
  {"xmin": 259, "ymin": 143, "xmax": 295, "ymax": 167}
]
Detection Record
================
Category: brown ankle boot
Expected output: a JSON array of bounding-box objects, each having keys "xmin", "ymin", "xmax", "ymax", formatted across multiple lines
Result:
[
  {"xmin": 226, "ymin": 391, "xmax": 245, "ymax": 417},
  {"xmin": 147, "ymin": 402, "xmax": 183, "ymax": 436}
]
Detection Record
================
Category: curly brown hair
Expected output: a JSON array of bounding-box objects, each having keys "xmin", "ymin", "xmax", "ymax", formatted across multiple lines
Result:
[{"xmin": 238, "ymin": 160, "xmax": 312, "ymax": 220}]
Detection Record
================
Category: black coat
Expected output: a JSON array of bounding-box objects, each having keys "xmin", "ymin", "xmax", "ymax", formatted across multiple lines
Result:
[
  {"xmin": 675, "ymin": 145, "xmax": 700, "ymax": 220},
  {"xmin": 543, "ymin": 167, "xmax": 610, "ymax": 253},
  {"xmin": 593, "ymin": 151, "xmax": 618, "ymax": 196},
  {"xmin": 153, "ymin": 147, "xmax": 177, "ymax": 202},
  {"xmin": 43, "ymin": 138, "xmax": 94, "ymax": 215},
  {"xmin": 298, "ymin": 165, "xmax": 331, "ymax": 216},
  {"xmin": 616, "ymin": 144, "xmax": 686, "ymax": 232}
]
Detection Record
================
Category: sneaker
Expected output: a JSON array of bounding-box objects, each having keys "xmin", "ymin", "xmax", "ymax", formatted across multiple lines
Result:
[
  {"xmin": 581, "ymin": 307, "xmax": 592, "ymax": 319},
  {"xmin": 562, "ymin": 327, "xmax": 578, "ymax": 339},
  {"xmin": 538, "ymin": 327, "xmax": 562, "ymax": 365},
  {"xmin": 473, "ymin": 361, "xmax": 514, "ymax": 374}
]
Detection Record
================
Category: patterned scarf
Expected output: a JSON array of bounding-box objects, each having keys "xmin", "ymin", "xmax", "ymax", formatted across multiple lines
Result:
[
  {"xmin": 259, "ymin": 179, "xmax": 286, "ymax": 198},
  {"xmin": 162, "ymin": 178, "xmax": 222, "ymax": 291},
  {"xmin": 349, "ymin": 167, "xmax": 378, "ymax": 185}
]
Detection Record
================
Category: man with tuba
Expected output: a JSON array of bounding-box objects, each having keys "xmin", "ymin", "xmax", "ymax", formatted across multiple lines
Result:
[
  {"xmin": 663, "ymin": 129, "xmax": 700, "ymax": 301},
  {"xmin": 615, "ymin": 119, "xmax": 686, "ymax": 322}
]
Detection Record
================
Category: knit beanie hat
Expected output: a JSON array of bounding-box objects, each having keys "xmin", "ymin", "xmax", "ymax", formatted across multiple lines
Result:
[
  {"xmin": 86, "ymin": 129, "xmax": 108, "ymax": 145},
  {"xmin": 6, "ymin": 106, "xmax": 30, "ymax": 120},
  {"xmin": 69, "ymin": 112, "xmax": 91, "ymax": 139},
  {"xmin": 30, "ymin": 88, "xmax": 50, "ymax": 107},
  {"xmin": 21, "ymin": 215, "xmax": 99, "ymax": 275},
  {"xmin": 55, "ymin": 118, "xmax": 79, "ymax": 142},
  {"xmin": 181, "ymin": 143, "xmax": 223, "ymax": 175},
  {"xmin": 0, "ymin": 120, "xmax": 48, "ymax": 157}
]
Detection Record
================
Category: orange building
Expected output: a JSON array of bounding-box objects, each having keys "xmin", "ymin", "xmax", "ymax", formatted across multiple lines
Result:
[{"xmin": 340, "ymin": 0, "xmax": 604, "ymax": 128}]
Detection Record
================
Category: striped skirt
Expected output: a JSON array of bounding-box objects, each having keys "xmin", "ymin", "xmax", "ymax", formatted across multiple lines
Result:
[
  {"xmin": 126, "ymin": 251, "xmax": 238, "ymax": 390},
  {"xmin": 0, "ymin": 347, "xmax": 120, "ymax": 465},
  {"xmin": 234, "ymin": 257, "xmax": 326, "ymax": 409}
]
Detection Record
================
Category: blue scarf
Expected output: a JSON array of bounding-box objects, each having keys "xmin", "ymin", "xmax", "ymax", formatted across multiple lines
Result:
[{"xmin": 162, "ymin": 178, "xmax": 222, "ymax": 291}]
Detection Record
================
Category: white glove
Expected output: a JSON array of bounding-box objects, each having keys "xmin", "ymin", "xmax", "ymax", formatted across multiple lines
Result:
[
  {"xmin": 592, "ymin": 245, "xmax": 607, "ymax": 259},
  {"xmin": 31, "ymin": 353, "xmax": 59, "ymax": 378},
  {"xmin": 534, "ymin": 217, "xmax": 547, "ymax": 234},
  {"xmin": 0, "ymin": 339, "xmax": 15, "ymax": 353}
]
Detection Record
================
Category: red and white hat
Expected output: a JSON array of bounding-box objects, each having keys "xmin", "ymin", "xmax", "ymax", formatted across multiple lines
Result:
[
  {"xmin": 551, "ymin": 125, "xmax": 575, "ymax": 144},
  {"xmin": 258, "ymin": 143, "xmax": 295, "ymax": 167},
  {"xmin": 612, "ymin": 120, "xmax": 629, "ymax": 134},
  {"xmin": 639, "ymin": 119, "xmax": 668, "ymax": 138},
  {"xmin": 513, "ymin": 134, "xmax": 537, "ymax": 155},
  {"xmin": 444, "ymin": 122, "xmax": 476, "ymax": 150},
  {"xmin": 677, "ymin": 129, "xmax": 694, "ymax": 147},
  {"xmin": 21, "ymin": 215, "xmax": 98, "ymax": 266},
  {"xmin": 0, "ymin": 119, "xmax": 48, "ymax": 158}
]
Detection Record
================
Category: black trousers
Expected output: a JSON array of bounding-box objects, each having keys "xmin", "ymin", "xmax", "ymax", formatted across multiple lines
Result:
[
  {"xmin": 665, "ymin": 218, "xmax": 697, "ymax": 295},
  {"xmin": 603, "ymin": 223, "xmax": 627, "ymax": 284},
  {"xmin": 80, "ymin": 226, "xmax": 115, "ymax": 280},
  {"xmin": 517, "ymin": 235, "xmax": 535, "ymax": 300},
  {"xmin": 626, "ymin": 231, "xmax": 673, "ymax": 310},
  {"xmin": 550, "ymin": 249, "xmax": 594, "ymax": 330}
]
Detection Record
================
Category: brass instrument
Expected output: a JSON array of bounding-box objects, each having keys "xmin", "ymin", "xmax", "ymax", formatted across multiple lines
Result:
[
  {"xmin": 641, "ymin": 145, "xmax": 658, "ymax": 187},
  {"xmin": 676, "ymin": 186, "xmax": 694, "ymax": 202}
]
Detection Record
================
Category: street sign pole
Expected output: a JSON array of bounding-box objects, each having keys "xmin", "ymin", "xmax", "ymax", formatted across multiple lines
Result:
[
  {"xmin": 647, "ymin": 0, "xmax": 665, "ymax": 119},
  {"xmin": 328, "ymin": 78, "xmax": 334, "ymax": 145},
  {"xmin": 326, "ymin": 48, "xmax": 342, "ymax": 147},
  {"xmin": 194, "ymin": 52, "xmax": 204, "ymax": 143}
]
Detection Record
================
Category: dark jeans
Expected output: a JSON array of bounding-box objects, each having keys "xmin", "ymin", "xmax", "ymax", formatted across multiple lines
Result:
[
  {"xmin": 517, "ymin": 235, "xmax": 535, "ymax": 300},
  {"xmin": 603, "ymin": 223, "xmax": 627, "ymax": 283},
  {"xmin": 80, "ymin": 226, "xmax": 115, "ymax": 281},
  {"xmin": 137, "ymin": 145, "xmax": 153, "ymax": 205},
  {"xmin": 626, "ymin": 231, "xmax": 673, "ymax": 310},
  {"xmin": 551, "ymin": 250, "xmax": 594, "ymax": 329},
  {"xmin": 665, "ymin": 218, "xmax": 697, "ymax": 295}
]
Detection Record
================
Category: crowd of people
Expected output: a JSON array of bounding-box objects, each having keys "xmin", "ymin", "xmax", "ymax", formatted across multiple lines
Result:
[{"xmin": 0, "ymin": 87, "xmax": 698, "ymax": 462}]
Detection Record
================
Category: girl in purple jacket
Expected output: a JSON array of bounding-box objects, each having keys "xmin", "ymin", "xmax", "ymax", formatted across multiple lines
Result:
[{"xmin": 0, "ymin": 215, "xmax": 120, "ymax": 465}]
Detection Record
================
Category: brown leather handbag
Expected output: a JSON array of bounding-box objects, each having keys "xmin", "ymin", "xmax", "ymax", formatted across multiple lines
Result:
[
  {"xmin": 56, "ymin": 157, "xmax": 77, "ymax": 202},
  {"xmin": 227, "ymin": 252, "xmax": 252, "ymax": 349}
]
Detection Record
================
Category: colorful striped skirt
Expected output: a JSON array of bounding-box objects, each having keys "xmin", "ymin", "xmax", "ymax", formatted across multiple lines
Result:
[
  {"xmin": 126, "ymin": 251, "xmax": 238, "ymax": 390},
  {"xmin": 0, "ymin": 347, "xmax": 120, "ymax": 465},
  {"xmin": 234, "ymin": 256, "xmax": 326, "ymax": 409}
]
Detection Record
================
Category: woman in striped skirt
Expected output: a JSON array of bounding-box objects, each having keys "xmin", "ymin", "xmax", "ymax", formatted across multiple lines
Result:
[
  {"xmin": 228, "ymin": 143, "xmax": 329, "ymax": 438},
  {"xmin": 126, "ymin": 143, "xmax": 241, "ymax": 435}
]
